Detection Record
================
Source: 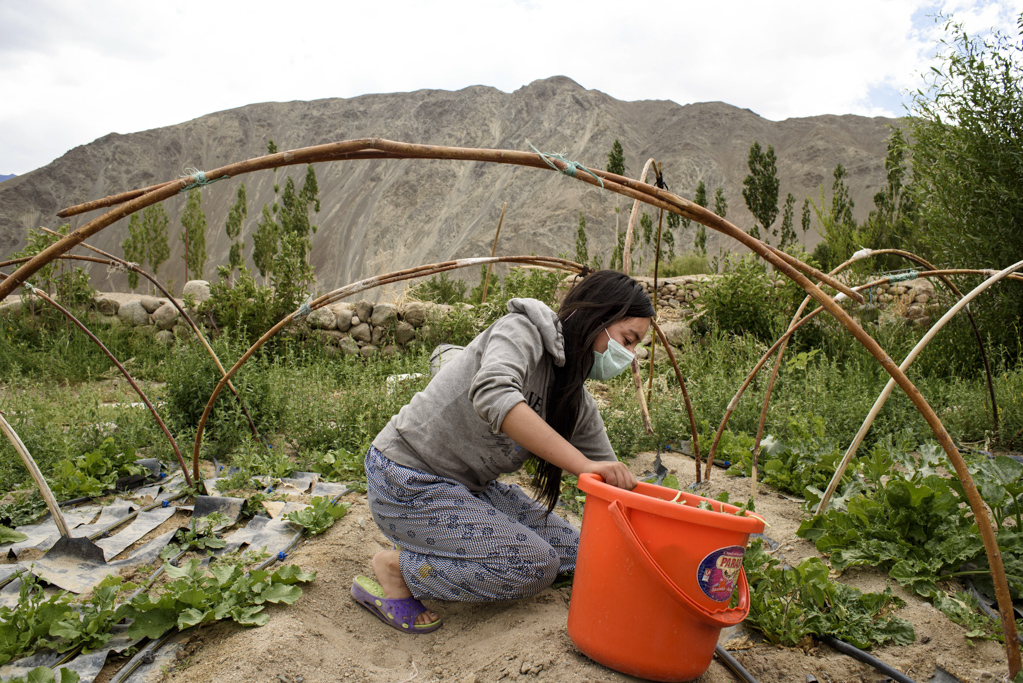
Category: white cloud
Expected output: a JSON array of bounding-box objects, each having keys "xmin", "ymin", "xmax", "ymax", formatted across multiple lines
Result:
[{"xmin": 0, "ymin": 0, "xmax": 1017, "ymax": 174}]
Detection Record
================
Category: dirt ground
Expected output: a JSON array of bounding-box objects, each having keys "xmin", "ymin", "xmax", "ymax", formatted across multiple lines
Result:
[{"xmin": 108, "ymin": 450, "xmax": 1009, "ymax": 683}]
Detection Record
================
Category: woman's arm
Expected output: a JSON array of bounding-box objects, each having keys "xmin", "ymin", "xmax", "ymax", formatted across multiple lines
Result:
[{"xmin": 500, "ymin": 402, "xmax": 637, "ymax": 490}]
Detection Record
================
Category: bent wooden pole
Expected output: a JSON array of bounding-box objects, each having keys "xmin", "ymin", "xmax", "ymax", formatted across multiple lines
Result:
[
  {"xmin": 0, "ymin": 411, "xmax": 70, "ymax": 537},
  {"xmin": 622, "ymin": 158, "xmax": 656, "ymax": 276},
  {"xmin": 190, "ymin": 255, "xmax": 585, "ymax": 482},
  {"xmin": 16, "ymin": 138, "xmax": 1014, "ymax": 674},
  {"xmin": 0, "ymin": 277, "xmax": 193, "ymax": 488},
  {"xmin": 815, "ymin": 259, "xmax": 1023, "ymax": 515},
  {"xmin": 650, "ymin": 320, "xmax": 702, "ymax": 482},
  {"xmin": 35, "ymin": 227, "xmax": 263, "ymax": 442}
]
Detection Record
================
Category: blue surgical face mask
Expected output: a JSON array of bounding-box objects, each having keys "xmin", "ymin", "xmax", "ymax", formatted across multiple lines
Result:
[{"xmin": 588, "ymin": 329, "xmax": 635, "ymax": 381}]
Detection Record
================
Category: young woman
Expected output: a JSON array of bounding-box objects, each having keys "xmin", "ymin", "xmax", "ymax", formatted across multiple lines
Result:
[{"xmin": 351, "ymin": 270, "xmax": 654, "ymax": 633}]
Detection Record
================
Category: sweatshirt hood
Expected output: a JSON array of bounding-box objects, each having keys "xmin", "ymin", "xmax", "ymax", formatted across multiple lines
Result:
[{"xmin": 506, "ymin": 298, "xmax": 565, "ymax": 366}]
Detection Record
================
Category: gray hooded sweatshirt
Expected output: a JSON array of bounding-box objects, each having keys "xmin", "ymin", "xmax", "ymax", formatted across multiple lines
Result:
[{"xmin": 372, "ymin": 298, "xmax": 618, "ymax": 492}]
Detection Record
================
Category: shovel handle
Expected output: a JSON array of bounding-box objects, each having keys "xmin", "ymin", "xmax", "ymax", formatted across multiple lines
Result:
[{"xmin": 0, "ymin": 411, "xmax": 70, "ymax": 537}]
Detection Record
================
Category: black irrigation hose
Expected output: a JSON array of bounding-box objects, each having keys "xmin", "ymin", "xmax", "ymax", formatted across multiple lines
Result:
[
  {"xmin": 714, "ymin": 645, "xmax": 759, "ymax": 683},
  {"xmin": 968, "ymin": 579, "xmax": 1023, "ymax": 645},
  {"xmin": 821, "ymin": 636, "xmax": 917, "ymax": 683}
]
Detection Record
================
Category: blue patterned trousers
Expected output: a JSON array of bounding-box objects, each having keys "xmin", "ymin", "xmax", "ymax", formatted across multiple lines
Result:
[{"xmin": 365, "ymin": 446, "xmax": 579, "ymax": 601}]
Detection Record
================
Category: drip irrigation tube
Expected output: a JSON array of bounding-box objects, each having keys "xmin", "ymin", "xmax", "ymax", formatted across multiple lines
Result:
[
  {"xmin": 821, "ymin": 636, "xmax": 917, "ymax": 683},
  {"xmin": 714, "ymin": 645, "xmax": 759, "ymax": 683},
  {"xmin": 968, "ymin": 579, "xmax": 1023, "ymax": 645}
]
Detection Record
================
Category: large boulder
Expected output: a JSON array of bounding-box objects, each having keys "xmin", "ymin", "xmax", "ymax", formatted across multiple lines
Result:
[
  {"xmin": 182, "ymin": 280, "xmax": 211, "ymax": 305},
  {"xmin": 338, "ymin": 335, "xmax": 360, "ymax": 356},
  {"xmin": 153, "ymin": 302, "xmax": 179, "ymax": 330},
  {"xmin": 350, "ymin": 322, "xmax": 372, "ymax": 343},
  {"xmin": 308, "ymin": 307, "xmax": 337, "ymax": 330},
  {"xmin": 401, "ymin": 301, "xmax": 427, "ymax": 327},
  {"xmin": 117, "ymin": 300, "xmax": 149, "ymax": 326},
  {"xmin": 370, "ymin": 303, "xmax": 397, "ymax": 327},
  {"xmin": 92, "ymin": 295, "xmax": 120, "ymax": 316},
  {"xmin": 354, "ymin": 300, "xmax": 373, "ymax": 323},
  {"xmin": 331, "ymin": 304, "xmax": 354, "ymax": 332},
  {"xmin": 395, "ymin": 321, "xmax": 416, "ymax": 346},
  {"xmin": 140, "ymin": 296, "xmax": 166, "ymax": 313}
]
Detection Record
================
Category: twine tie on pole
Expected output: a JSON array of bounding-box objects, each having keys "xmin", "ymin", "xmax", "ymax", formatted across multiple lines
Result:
[
  {"xmin": 885, "ymin": 269, "xmax": 920, "ymax": 283},
  {"xmin": 292, "ymin": 296, "xmax": 314, "ymax": 320},
  {"xmin": 179, "ymin": 168, "xmax": 229, "ymax": 193},
  {"xmin": 526, "ymin": 141, "xmax": 603, "ymax": 188}
]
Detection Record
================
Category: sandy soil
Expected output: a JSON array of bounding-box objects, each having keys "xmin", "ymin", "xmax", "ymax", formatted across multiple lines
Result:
[{"xmin": 103, "ymin": 450, "xmax": 1008, "ymax": 683}]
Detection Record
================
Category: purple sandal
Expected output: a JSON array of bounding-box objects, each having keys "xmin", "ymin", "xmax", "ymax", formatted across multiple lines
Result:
[{"xmin": 350, "ymin": 575, "xmax": 442, "ymax": 634}]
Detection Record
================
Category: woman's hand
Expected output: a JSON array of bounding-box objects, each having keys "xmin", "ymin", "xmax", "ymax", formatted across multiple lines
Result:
[{"xmin": 583, "ymin": 460, "xmax": 638, "ymax": 490}]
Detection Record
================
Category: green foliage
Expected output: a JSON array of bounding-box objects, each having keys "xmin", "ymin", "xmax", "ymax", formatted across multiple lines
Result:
[
  {"xmin": 122, "ymin": 559, "xmax": 315, "ymax": 639},
  {"xmin": 406, "ymin": 272, "xmax": 468, "ymax": 305},
  {"xmin": 725, "ymin": 415, "xmax": 854, "ymax": 498},
  {"xmin": 605, "ymin": 139, "xmax": 625, "ymax": 176},
  {"xmin": 800, "ymin": 197, "xmax": 811, "ymax": 240},
  {"xmin": 304, "ymin": 447, "xmax": 366, "ymax": 483},
  {"xmin": 51, "ymin": 438, "xmax": 145, "ymax": 499},
  {"xmin": 743, "ymin": 539, "xmax": 914, "ymax": 648},
  {"xmin": 250, "ymin": 166, "xmax": 320, "ymax": 318},
  {"xmin": 574, "ymin": 212, "xmax": 588, "ymax": 265},
  {"xmin": 180, "ymin": 188, "xmax": 207, "ymax": 282},
  {"xmin": 810, "ymin": 165, "xmax": 854, "ymax": 271},
  {"xmin": 7, "ymin": 667, "xmax": 80, "ymax": 683},
  {"xmin": 798, "ymin": 443, "xmax": 1023, "ymax": 636},
  {"xmin": 122, "ymin": 214, "xmax": 145, "ymax": 290},
  {"xmin": 0, "ymin": 524, "xmax": 27, "ymax": 543},
  {"xmin": 742, "ymin": 142, "xmax": 779, "ymax": 242},
  {"xmin": 225, "ymin": 184, "xmax": 248, "ymax": 276},
  {"xmin": 0, "ymin": 493, "xmax": 48, "ymax": 527},
  {"xmin": 160, "ymin": 513, "xmax": 230, "ymax": 561},
  {"xmin": 700, "ymin": 253, "xmax": 804, "ymax": 342},
  {"xmin": 656, "ymin": 251, "xmax": 712, "ymax": 277},
  {"xmin": 284, "ymin": 496, "xmax": 350, "ymax": 536},
  {"xmin": 908, "ymin": 13, "xmax": 1023, "ymax": 356},
  {"xmin": 201, "ymin": 267, "xmax": 279, "ymax": 345},
  {"xmin": 778, "ymin": 192, "xmax": 797, "ymax": 249},
  {"xmin": 11, "ymin": 226, "xmax": 93, "ymax": 306},
  {"xmin": 640, "ymin": 212, "xmax": 653, "ymax": 246}
]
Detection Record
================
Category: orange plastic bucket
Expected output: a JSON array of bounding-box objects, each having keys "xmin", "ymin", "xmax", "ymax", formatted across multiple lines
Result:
[{"xmin": 567, "ymin": 473, "xmax": 765, "ymax": 682}]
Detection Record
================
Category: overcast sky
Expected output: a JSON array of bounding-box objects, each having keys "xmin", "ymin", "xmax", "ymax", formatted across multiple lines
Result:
[{"xmin": 0, "ymin": 0, "xmax": 1018, "ymax": 176}]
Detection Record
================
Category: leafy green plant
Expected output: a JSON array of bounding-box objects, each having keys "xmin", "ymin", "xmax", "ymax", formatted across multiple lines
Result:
[
  {"xmin": 284, "ymin": 496, "xmax": 350, "ymax": 536},
  {"xmin": 0, "ymin": 524, "xmax": 28, "ymax": 543},
  {"xmin": 0, "ymin": 492, "xmax": 48, "ymax": 527},
  {"xmin": 50, "ymin": 438, "xmax": 145, "ymax": 499},
  {"xmin": 305, "ymin": 447, "xmax": 364, "ymax": 482},
  {"xmin": 122, "ymin": 559, "xmax": 315, "ymax": 638},
  {"xmin": 160, "ymin": 513, "xmax": 230, "ymax": 561},
  {"xmin": 5, "ymin": 667, "xmax": 80, "ymax": 683},
  {"xmin": 743, "ymin": 539, "xmax": 914, "ymax": 648}
]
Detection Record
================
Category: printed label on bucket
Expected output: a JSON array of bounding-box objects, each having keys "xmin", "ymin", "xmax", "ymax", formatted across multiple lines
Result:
[{"xmin": 697, "ymin": 546, "xmax": 745, "ymax": 602}]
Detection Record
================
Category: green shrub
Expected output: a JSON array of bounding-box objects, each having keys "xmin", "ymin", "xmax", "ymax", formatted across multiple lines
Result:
[{"xmin": 655, "ymin": 251, "xmax": 713, "ymax": 277}]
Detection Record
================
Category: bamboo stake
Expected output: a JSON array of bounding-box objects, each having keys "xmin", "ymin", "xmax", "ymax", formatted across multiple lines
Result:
[
  {"xmin": 622, "ymin": 158, "xmax": 656, "ymax": 277},
  {"xmin": 480, "ymin": 203, "xmax": 507, "ymax": 304},
  {"xmin": 0, "ymin": 411, "xmax": 70, "ymax": 537},
  {"xmin": 0, "ymin": 275, "xmax": 193, "ymax": 488},
  {"xmin": 815, "ymin": 259, "xmax": 1023, "ymax": 514}
]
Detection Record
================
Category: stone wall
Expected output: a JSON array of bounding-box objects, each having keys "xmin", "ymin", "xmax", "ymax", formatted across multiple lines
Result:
[{"xmin": 0, "ymin": 274, "xmax": 943, "ymax": 357}]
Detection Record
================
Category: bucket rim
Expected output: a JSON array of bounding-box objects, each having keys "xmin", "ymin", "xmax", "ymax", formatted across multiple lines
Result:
[{"xmin": 577, "ymin": 473, "xmax": 766, "ymax": 534}]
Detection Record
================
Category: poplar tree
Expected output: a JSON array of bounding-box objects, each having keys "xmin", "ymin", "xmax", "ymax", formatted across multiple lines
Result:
[
  {"xmin": 778, "ymin": 193, "xmax": 797, "ymax": 249},
  {"xmin": 180, "ymin": 188, "xmax": 207, "ymax": 281},
  {"xmin": 741, "ymin": 141, "xmax": 780, "ymax": 242},
  {"xmin": 575, "ymin": 212, "xmax": 588, "ymax": 265},
  {"xmin": 225, "ymin": 184, "xmax": 248, "ymax": 277},
  {"xmin": 122, "ymin": 214, "xmax": 145, "ymax": 290}
]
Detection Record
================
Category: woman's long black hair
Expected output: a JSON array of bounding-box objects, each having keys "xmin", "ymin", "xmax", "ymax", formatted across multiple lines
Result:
[{"xmin": 531, "ymin": 270, "xmax": 655, "ymax": 512}]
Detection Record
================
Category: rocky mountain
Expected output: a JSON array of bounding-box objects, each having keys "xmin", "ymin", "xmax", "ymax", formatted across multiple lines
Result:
[{"xmin": 0, "ymin": 76, "xmax": 897, "ymax": 299}]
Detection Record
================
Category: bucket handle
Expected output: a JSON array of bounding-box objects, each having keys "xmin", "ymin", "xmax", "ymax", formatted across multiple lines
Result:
[{"xmin": 609, "ymin": 499, "xmax": 750, "ymax": 628}]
